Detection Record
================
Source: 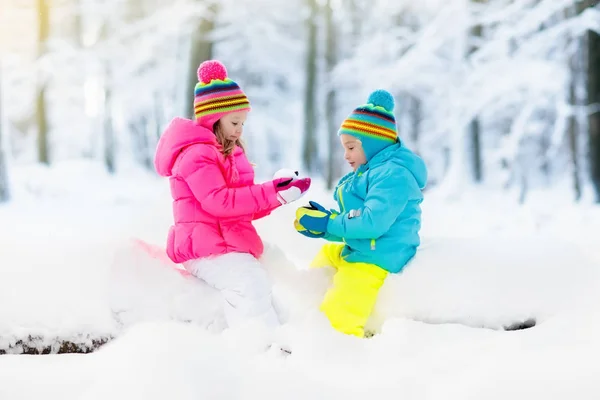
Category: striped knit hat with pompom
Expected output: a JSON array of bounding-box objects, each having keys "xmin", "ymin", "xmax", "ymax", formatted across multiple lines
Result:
[
  {"xmin": 193, "ymin": 60, "xmax": 251, "ymax": 130},
  {"xmin": 338, "ymin": 89, "xmax": 398, "ymax": 161}
]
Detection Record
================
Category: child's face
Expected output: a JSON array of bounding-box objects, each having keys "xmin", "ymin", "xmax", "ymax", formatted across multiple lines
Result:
[
  {"xmin": 340, "ymin": 134, "xmax": 367, "ymax": 171},
  {"xmin": 219, "ymin": 111, "xmax": 248, "ymax": 141}
]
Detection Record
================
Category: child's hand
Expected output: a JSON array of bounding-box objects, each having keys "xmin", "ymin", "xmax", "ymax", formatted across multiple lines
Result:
[
  {"xmin": 295, "ymin": 201, "xmax": 335, "ymax": 233},
  {"xmin": 294, "ymin": 218, "xmax": 325, "ymax": 238},
  {"xmin": 273, "ymin": 177, "xmax": 311, "ymax": 205}
]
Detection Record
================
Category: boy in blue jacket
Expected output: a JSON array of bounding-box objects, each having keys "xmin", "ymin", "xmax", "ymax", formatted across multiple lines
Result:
[{"xmin": 294, "ymin": 90, "xmax": 428, "ymax": 338}]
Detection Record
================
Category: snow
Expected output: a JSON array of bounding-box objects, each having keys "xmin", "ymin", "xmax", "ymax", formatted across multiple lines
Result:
[
  {"xmin": 0, "ymin": 162, "xmax": 599, "ymax": 398},
  {"xmin": 0, "ymin": 162, "xmax": 600, "ymax": 400},
  {"xmin": 2, "ymin": 0, "xmax": 600, "ymax": 396}
]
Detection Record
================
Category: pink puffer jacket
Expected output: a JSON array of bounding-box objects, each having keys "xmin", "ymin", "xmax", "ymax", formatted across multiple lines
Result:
[{"xmin": 154, "ymin": 117, "xmax": 281, "ymax": 264}]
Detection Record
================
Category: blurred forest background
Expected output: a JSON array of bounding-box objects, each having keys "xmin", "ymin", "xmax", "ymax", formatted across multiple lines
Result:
[{"xmin": 0, "ymin": 0, "xmax": 599, "ymax": 205}]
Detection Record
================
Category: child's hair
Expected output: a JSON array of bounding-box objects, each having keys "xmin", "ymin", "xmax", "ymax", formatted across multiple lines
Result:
[{"xmin": 213, "ymin": 120, "xmax": 245, "ymax": 156}]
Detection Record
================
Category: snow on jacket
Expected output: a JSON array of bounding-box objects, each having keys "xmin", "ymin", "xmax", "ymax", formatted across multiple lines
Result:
[{"xmin": 154, "ymin": 117, "xmax": 281, "ymax": 264}]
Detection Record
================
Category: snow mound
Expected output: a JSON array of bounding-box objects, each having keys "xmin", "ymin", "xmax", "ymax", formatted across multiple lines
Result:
[
  {"xmin": 109, "ymin": 234, "xmax": 599, "ymax": 335},
  {"xmin": 372, "ymin": 235, "xmax": 600, "ymax": 331},
  {"xmin": 107, "ymin": 239, "xmax": 331, "ymax": 332},
  {"xmin": 108, "ymin": 240, "xmax": 226, "ymax": 333},
  {"xmin": 0, "ymin": 230, "xmax": 118, "ymax": 352}
]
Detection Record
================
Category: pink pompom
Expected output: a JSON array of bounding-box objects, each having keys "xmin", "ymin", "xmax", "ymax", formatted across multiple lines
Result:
[{"xmin": 197, "ymin": 60, "xmax": 228, "ymax": 84}]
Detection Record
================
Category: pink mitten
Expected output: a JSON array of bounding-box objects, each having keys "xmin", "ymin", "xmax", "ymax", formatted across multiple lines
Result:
[{"xmin": 273, "ymin": 177, "xmax": 311, "ymax": 205}]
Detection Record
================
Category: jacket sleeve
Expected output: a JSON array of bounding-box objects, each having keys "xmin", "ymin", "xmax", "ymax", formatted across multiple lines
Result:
[
  {"xmin": 178, "ymin": 145, "xmax": 281, "ymax": 218},
  {"xmin": 326, "ymin": 167, "xmax": 414, "ymax": 240},
  {"xmin": 252, "ymin": 206, "xmax": 277, "ymax": 221},
  {"xmin": 323, "ymin": 233, "xmax": 344, "ymax": 242}
]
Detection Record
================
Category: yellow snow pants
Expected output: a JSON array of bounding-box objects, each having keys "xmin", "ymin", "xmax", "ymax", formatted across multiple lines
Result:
[{"xmin": 311, "ymin": 243, "xmax": 388, "ymax": 338}]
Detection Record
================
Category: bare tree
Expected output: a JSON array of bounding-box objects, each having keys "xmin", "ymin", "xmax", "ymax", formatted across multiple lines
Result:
[
  {"xmin": 407, "ymin": 95, "xmax": 422, "ymax": 152},
  {"xmin": 36, "ymin": 0, "xmax": 50, "ymax": 165},
  {"xmin": 184, "ymin": 2, "xmax": 217, "ymax": 119},
  {"xmin": 0, "ymin": 60, "xmax": 10, "ymax": 203},
  {"xmin": 94, "ymin": 18, "xmax": 117, "ymax": 174},
  {"xmin": 302, "ymin": 0, "xmax": 319, "ymax": 173},
  {"xmin": 566, "ymin": 1, "xmax": 589, "ymax": 201},
  {"xmin": 468, "ymin": 0, "xmax": 484, "ymax": 183},
  {"xmin": 103, "ymin": 62, "xmax": 116, "ymax": 174},
  {"xmin": 589, "ymin": 27, "xmax": 600, "ymax": 202},
  {"xmin": 347, "ymin": 0, "xmax": 362, "ymax": 39},
  {"xmin": 129, "ymin": 115, "xmax": 153, "ymax": 170},
  {"xmin": 325, "ymin": 0, "xmax": 341, "ymax": 189}
]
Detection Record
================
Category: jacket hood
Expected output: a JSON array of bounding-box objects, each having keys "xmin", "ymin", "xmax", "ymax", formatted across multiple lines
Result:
[
  {"xmin": 154, "ymin": 117, "xmax": 218, "ymax": 177},
  {"xmin": 369, "ymin": 142, "xmax": 428, "ymax": 189}
]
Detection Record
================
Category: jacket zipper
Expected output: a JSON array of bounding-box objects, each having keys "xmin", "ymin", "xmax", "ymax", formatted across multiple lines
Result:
[
  {"xmin": 337, "ymin": 184, "xmax": 346, "ymax": 212},
  {"xmin": 337, "ymin": 184, "xmax": 347, "ymax": 244},
  {"xmin": 338, "ymin": 181, "xmax": 376, "ymax": 250}
]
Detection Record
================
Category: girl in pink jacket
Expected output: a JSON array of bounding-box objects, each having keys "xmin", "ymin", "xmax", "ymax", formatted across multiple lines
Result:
[{"xmin": 154, "ymin": 60, "xmax": 311, "ymax": 330}]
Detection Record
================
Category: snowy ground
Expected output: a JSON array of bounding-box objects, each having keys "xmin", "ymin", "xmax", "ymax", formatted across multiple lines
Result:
[{"xmin": 1, "ymin": 161, "xmax": 600, "ymax": 399}]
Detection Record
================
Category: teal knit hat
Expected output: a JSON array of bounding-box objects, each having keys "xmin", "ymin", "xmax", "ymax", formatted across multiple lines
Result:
[{"xmin": 338, "ymin": 90, "xmax": 398, "ymax": 161}]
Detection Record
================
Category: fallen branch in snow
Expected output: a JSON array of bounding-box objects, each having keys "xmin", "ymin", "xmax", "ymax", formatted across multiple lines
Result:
[{"xmin": 0, "ymin": 335, "xmax": 111, "ymax": 355}]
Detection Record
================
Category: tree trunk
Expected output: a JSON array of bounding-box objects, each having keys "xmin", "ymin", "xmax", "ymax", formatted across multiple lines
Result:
[
  {"xmin": 36, "ymin": 0, "xmax": 50, "ymax": 165},
  {"xmin": 346, "ymin": 0, "xmax": 361, "ymax": 41},
  {"xmin": 146, "ymin": 90, "xmax": 163, "ymax": 171},
  {"xmin": 0, "ymin": 60, "xmax": 10, "ymax": 203},
  {"xmin": 567, "ymin": 75, "xmax": 581, "ymax": 200},
  {"xmin": 302, "ymin": 0, "xmax": 319, "ymax": 173},
  {"xmin": 440, "ymin": 0, "xmax": 471, "ymax": 197},
  {"xmin": 184, "ymin": 3, "xmax": 216, "ymax": 119},
  {"xmin": 409, "ymin": 95, "xmax": 422, "ymax": 152},
  {"xmin": 468, "ymin": 0, "xmax": 484, "ymax": 183},
  {"xmin": 325, "ymin": 0, "xmax": 340, "ymax": 189},
  {"xmin": 95, "ymin": 20, "xmax": 116, "ymax": 174},
  {"xmin": 103, "ymin": 64, "xmax": 115, "ymax": 174},
  {"xmin": 469, "ymin": 118, "xmax": 483, "ymax": 182},
  {"xmin": 71, "ymin": 0, "xmax": 83, "ymax": 47},
  {"xmin": 124, "ymin": 0, "xmax": 145, "ymax": 21},
  {"xmin": 129, "ymin": 117, "xmax": 151, "ymax": 170},
  {"xmin": 566, "ymin": 1, "xmax": 588, "ymax": 201},
  {"xmin": 589, "ymin": 28, "xmax": 600, "ymax": 202}
]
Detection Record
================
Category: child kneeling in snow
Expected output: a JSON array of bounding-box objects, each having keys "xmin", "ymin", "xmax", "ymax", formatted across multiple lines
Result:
[
  {"xmin": 294, "ymin": 90, "xmax": 427, "ymax": 338},
  {"xmin": 154, "ymin": 60, "xmax": 311, "ymax": 329}
]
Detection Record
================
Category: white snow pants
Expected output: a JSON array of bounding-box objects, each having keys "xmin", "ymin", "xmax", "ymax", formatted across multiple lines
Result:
[{"xmin": 184, "ymin": 252, "xmax": 280, "ymax": 329}]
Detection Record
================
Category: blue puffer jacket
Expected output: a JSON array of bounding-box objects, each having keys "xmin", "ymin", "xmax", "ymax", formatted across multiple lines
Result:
[{"xmin": 326, "ymin": 142, "xmax": 428, "ymax": 273}]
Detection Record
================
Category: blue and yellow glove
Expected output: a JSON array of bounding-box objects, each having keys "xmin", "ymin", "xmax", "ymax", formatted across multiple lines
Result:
[
  {"xmin": 294, "ymin": 202, "xmax": 327, "ymax": 238},
  {"xmin": 294, "ymin": 201, "xmax": 338, "ymax": 238},
  {"xmin": 294, "ymin": 219, "xmax": 325, "ymax": 238}
]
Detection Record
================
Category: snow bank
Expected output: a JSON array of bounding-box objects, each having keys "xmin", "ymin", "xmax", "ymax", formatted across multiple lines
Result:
[
  {"xmin": 108, "ymin": 240, "xmax": 226, "ymax": 333},
  {"xmin": 1, "ymin": 163, "xmax": 600, "ymax": 399},
  {"xmin": 1, "ymin": 165, "xmax": 599, "ymax": 353},
  {"xmin": 0, "ymin": 227, "xmax": 118, "ymax": 353},
  {"xmin": 0, "ymin": 160, "xmax": 166, "ymax": 352},
  {"xmin": 373, "ymin": 235, "xmax": 600, "ymax": 330},
  {"xmin": 107, "ymin": 231, "xmax": 600, "ymax": 338},
  {"xmin": 2, "ymin": 311, "xmax": 600, "ymax": 400}
]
